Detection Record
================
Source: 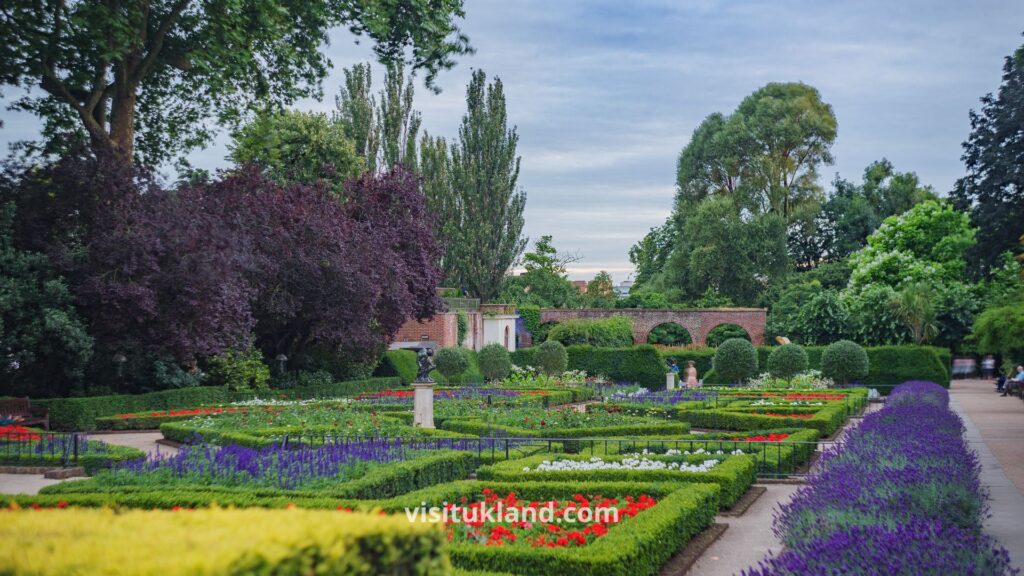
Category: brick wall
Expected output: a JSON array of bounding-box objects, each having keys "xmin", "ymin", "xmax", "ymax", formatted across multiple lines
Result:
[
  {"xmin": 392, "ymin": 313, "xmax": 459, "ymax": 348},
  {"xmin": 538, "ymin": 308, "xmax": 767, "ymax": 346}
]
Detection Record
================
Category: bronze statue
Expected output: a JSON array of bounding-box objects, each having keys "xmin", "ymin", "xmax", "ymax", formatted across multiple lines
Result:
[{"xmin": 415, "ymin": 347, "xmax": 435, "ymax": 382}]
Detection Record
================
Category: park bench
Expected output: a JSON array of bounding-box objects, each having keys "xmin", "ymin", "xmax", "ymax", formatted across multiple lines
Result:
[{"xmin": 0, "ymin": 397, "xmax": 49, "ymax": 430}]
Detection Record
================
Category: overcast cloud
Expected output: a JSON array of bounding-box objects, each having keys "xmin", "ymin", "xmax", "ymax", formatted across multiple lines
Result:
[{"xmin": 2, "ymin": 0, "xmax": 1022, "ymax": 281}]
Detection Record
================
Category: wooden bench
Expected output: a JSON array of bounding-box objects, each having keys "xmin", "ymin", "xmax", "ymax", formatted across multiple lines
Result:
[{"xmin": 0, "ymin": 397, "xmax": 49, "ymax": 430}]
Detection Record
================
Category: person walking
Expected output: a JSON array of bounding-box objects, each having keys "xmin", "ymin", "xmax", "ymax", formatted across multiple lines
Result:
[
  {"xmin": 982, "ymin": 355, "xmax": 996, "ymax": 379},
  {"xmin": 685, "ymin": 361, "xmax": 699, "ymax": 388}
]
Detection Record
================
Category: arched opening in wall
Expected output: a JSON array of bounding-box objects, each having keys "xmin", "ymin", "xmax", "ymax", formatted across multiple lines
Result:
[
  {"xmin": 504, "ymin": 326, "xmax": 511, "ymax": 349},
  {"xmin": 646, "ymin": 323, "xmax": 693, "ymax": 347},
  {"xmin": 706, "ymin": 323, "xmax": 751, "ymax": 348},
  {"xmin": 532, "ymin": 321, "xmax": 560, "ymax": 345}
]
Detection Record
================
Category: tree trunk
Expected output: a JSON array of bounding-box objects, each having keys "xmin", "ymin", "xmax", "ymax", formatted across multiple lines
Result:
[{"xmin": 108, "ymin": 57, "xmax": 139, "ymax": 160}]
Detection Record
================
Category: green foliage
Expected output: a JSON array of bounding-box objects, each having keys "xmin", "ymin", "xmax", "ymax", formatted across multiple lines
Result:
[
  {"xmin": 820, "ymin": 340, "xmax": 869, "ymax": 385},
  {"xmin": 616, "ymin": 291, "xmax": 670, "ymax": 309},
  {"xmin": 951, "ymin": 42, "xmax": 1024, "ymax": 274},
  {"xmin": 0, "ymin": 201, "xmax": 93, "ymax": 397},
  {"xmin": 705, "ymin": 324, "xmax": 750, "ymax": 348},
  {"xmin": 844, "ymin": 285, "xmax": 910, "ymax": 345},
  {"xmin": 681, "ymin": 404, "xmax": 848, "ymax": 436},
  {"xmin": 889, "ymin": 282, "xmax": 939, "ymax": 345},
  {"xmin": 0, "ymin": 0, "xmax": 472, "ymax": 165},
  {"xmin": 38, "ymin": 377, "xmax": 400, "ymax": 431},
  {"xmin": 973, "ymin": 303, "xmax": 1024, "ymax": 363},
  {"xmin": 478, "ymin": 344, "xmax": 512, "ymax": 382},
  {"xmin": 629, "ymin": 223, "xmax": 676, "ymax": 288},
  {"xmin": 859, "ymin": 346, "xmax": 948, "ymax": 388},
  {"xmin": 793, "ymin": 290, "xmax": 850, "ymax": 345},
  {"xmin": 765, "ymin": 281, "xmax": 820, "ymax": 342},
  {"xmin": 546, "ymin": 316, "xmax": 634, "ymax": 347},
  {"xmin": 228, "ymin": 110, "xmax": 362, "ymax": 194},
  {"xmin": 535, "ymin": 341, "xmax": 568, "ymax": 376},
  {"xmin": 456, "ymin": 311, "xmax": 468, "ymax": 346},
  {"xmin": 646, "ymin": 324, "xmax": 693, "ymax": 346},
  {"xmin": 767, "ymin": 344, "xmax": 809, "ymax": 379},
  {"xmin": 435, "ymin": 70, "xmax": 527, "ymax": 300},
  {"xmin": 586, "ymin": 271, "xmax": 617, "ymax": 307},
  {"xmin": 499, "ymin": 236, "xmax": 581, "ymax": 308},
  {"xmin": 663, "ymin": 196, "xmax": 790, "ymax": 306},
  {"xmin": 434, "ymin": 347, "xmax": 469, "ymax": 383},
  {"xmin": 847, "ymin": 201, "xmax": 976, "ymax": 291},
  {"xmin": 206, "ymin": 348, "xmax": 271, "ymax": 392},
  {"xmin": 517, "ymin": 305, "xmax": 541, "ymax": 337},
  {"xmin": 375, "ymin": 350, "xmax": 419, "ymax": 384},
  {"xmin": 713, "ymin": 339, "xmax": 759, "ymax": 384}
]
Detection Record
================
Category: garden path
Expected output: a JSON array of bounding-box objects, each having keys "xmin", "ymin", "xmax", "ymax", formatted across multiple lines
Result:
[
  {"xmin": 949, "ymin": 378, "xmax": 1024, "ymax": 570},
  {"xmin": 90, "ymin": 431, "xmax": 178, "ymax": 457},
  {"xmin": 0, "ymin": 474, "xmax": 69, "ymax": 495},
  {"xmin": 686, "ymin": 484, "xmax": 799, "ymax": 576}
]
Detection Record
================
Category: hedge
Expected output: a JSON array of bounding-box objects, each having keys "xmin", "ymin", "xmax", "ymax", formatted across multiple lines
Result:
[
  {"xmin": 382, "ymin": 480, "xmax": 718, "ymax": 576},
  {"xmin": 511, "ymin": 345, "xmax": 665, "ymax": 388},
  {"xmin": 0, "ymin": 507, "xmax": 450, "ymax": 576},
  {"xmin": 477, "ymin": 453, "xmax": 755, "ymax": 509},
  {"xmin": 37, "ymin": 377, "xmax": 400, "ymax": 431},
  {"xmin": 680, "ymin": 403, "xmax": 849, "ymax": 436},
  {"xmin": 702, "ymin": 345, "xmax": 950, "ymax": 388},
  {"xmin": 159, "ymin": 418, "xmax": 472, "ymax": 448},
  {"xmin": 375, "ymin": 349, "xmax": 486, "ymax": 385},
  {"xmin": 42, "ymin": 450, "xmax": 478, "ymax": 501}
]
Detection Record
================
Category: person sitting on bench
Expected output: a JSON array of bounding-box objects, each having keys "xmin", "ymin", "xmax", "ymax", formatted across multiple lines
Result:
[{"xmin": 1002, "ymin": 366, "xmax": 1024, "ymax": 397}]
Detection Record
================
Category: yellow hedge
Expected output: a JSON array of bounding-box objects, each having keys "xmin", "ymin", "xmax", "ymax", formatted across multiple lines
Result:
[{"xmin": 0, "ymin": 507, "xmax": 450, "ymax": 575}]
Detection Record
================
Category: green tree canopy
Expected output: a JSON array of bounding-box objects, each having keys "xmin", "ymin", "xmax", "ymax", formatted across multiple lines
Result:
[{"xmin": 0, "ymin": 0, "xmax": 471, "ymax": 165}]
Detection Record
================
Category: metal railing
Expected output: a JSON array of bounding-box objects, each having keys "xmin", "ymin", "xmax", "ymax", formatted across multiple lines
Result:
[
  {"xmin": 270, "ymin": 433, "xmax": 831, "ymax": 478},
  {"xmin": 0, "ymin": 431, "xmax": 83, "ymax": 468}
]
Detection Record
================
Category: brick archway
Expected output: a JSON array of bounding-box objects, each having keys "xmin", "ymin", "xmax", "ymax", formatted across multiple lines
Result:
[{"xmin": 537, "ymin": 308, "xmax": 766, "ymax": 346}]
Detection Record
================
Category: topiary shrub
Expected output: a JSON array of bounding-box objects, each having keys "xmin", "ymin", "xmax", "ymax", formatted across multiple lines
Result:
[
  {"xmin": 546, "ymin": 316, "xmax": 633, "ymax": 347},
  {"xmin": 713, "ymin": 338, "xmax": 758, "ymax": 384},
  {"xmin": 206, "ymin": 347, "xmax": 270, "ymax": 392},
  {"xmin": 536, "ymin": 340, "xmax": 568, "ymax": 376},
  {"xmin": 478, "ymin": 344, "xmax": 512, "ymax": 382},
  {"xmin": 433, "ymin": 347, "xmax": 469, "ymax": 384},
  {"xmin": 767, "ymin": 344, "xmax": 809, "ymax": 379},
  {"xmin": 821, "ymin": 340, "xmax": 870, "ymax": 385}
]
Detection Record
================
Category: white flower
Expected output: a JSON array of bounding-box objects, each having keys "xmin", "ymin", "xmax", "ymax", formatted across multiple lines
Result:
[{"xmin": 527, "ymin": 456, "xmax": 721, "ymax": 473}]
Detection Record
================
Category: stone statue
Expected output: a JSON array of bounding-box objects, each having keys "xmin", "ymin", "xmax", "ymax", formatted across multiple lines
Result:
[{"xmin": 415, "ymin": 347, "xmax": 435, "ymax": 382}]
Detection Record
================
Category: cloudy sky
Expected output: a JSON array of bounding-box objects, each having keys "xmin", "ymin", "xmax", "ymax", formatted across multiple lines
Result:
[{"xmin": 1, "ymin": 0, "xmax": 1022, "ymax": 282}]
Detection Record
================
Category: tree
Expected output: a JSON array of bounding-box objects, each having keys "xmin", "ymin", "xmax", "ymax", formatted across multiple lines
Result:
[
  {"xmin": 889, "ymin": 283, "xmax": 939, "ymax": 345},
  {"xmin": 951, "ymin": 41, "xmax": 1024, "ymax": 274},
  {"xmin": 973, "ymin": 303, "xmax": 1024, "ymax": 363},
  {"xmin": 336, "ymin": 61, "xmax": 421, "ymax": 172},
  {"xmin": 629, "ymin": 222, "xmax": 675, "ymax": 288},
  {"xmin": 0, "ymin": 0, "xmax": 471, "ymax": 165},
  {"xmin": 0, "ymin": 198, "xmax": 93, "ymax": 397},
  {"xmin": 498, "ymin": 236, "xmax": 580, "ymax": 308},
  {"xmin": 793, "ymin": 290, "xmax": 850, "ymax": 345},
  {"xmin": 846, "ymin": 201, "xmax": 976, "ymax": 292},
  {"xmin": 586, "ymin": 271, "xmax": 616, "ymax": 308},
  {"xmin": 664, "ymin": 196, "xmax": 789, "ymax": 305},
  {"xmin": 445, "ymin": 70, "xmax": 527, "ymax": 301},
  {"xmin": 844, "ymin": 285, "xmax": 910, "ymax": 345},
  {"xmin": 228, "ymin": 110, "xmax": 363, "ymax": 195}
]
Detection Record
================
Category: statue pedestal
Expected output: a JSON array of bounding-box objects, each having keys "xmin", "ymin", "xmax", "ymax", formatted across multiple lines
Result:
[
  {"xmin": 666, "ymin": 372, "xmax": 676, "ymax": 390},
  {"xmin": 412, "ymin": 381, "xmax": 435, "ymax": 429}
]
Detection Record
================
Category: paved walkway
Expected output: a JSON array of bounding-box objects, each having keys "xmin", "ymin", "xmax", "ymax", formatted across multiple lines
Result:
[
  {"xmin": 688, "ymin": 484, "xmax": 799, "ymax": 576},
  {"xmin": 0, "ymin": 432, "xmax": 172, "ymax": 497},
  {"xmin": 949, "ymin": 378, "xmax": 1024, "ymax": 569}
]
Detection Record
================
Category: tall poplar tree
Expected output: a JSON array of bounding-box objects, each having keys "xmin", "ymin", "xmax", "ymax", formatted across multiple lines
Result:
[{"xmin": 445, "ymin": 70, "xmax": 527, "ymax": 301}]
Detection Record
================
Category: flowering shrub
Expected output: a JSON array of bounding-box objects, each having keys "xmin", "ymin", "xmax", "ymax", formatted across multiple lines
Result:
[
  {"xmin": 733, "ymin": 433, "xmax": 790, "ymax": 442},
  {"xmin": 761, "ymin": 413, "xmax": 815, "ymax": 419},
  {"xmin": 746, "ymin": 370, "xmax": 833, "ymax": 390},
  {"xmin": 116, "ymin": 407, "xmax": 245, "ymax": 420},
  {"xmin": 744, "ymin": 381, "xmax": 1015, "ymax": 576}
]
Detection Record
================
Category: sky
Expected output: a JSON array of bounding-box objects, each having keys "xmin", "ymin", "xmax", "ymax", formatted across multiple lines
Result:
[{"xmin": 1, "ymin": 0, "xmax": 1022, "ymax": 282}]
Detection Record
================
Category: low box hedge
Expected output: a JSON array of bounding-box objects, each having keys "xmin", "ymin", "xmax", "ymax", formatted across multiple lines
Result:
[
  {"xmin": 37, "ymin": 377, "xmax": 401, "ymax": 431},
  {"xmin": 0, "ymin": 507, "xmax": 450, "ymax": 576},
  {"xmin": 680, "ymin": 403, "xmax": 848, "ymax": 436},
  {"xmin": 159, "ymin": 419, "xmax": 476, "ymax": 448},
  {"xmin": 476, "ymin": 452, "xmax": 755, "ymax": 509},
  {"xmin": 379, "ymin": 479, "xmax": 718, "ymax": 576},
  {"xmin": 513, "ymin": 345, "xmax": 665, "ymax": 389},
  {"xmin": 41, "ymin": 450, "xmax": 479, "ymax": 501}
]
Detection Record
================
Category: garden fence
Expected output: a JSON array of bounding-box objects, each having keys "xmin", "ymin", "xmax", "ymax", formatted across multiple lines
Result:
[{"xmin": 0, "ymin": 431, "xmax": 83, "ymax": 468}]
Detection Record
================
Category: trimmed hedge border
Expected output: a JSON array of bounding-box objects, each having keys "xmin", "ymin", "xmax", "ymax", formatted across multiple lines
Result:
[
  {"xmin": 437, "ymin": 418, "xmax": 691, "ymax": 440},
  {"xmin": 37, "ymin": 377, "xmax": 401, "ymax": 431},
  {"xmin": 159, "ymin": 419, "xmax": 476, "ymax": 448},
  {"xmin": 0, "ymin": 442, "xmax": 145, "ymax": 474},
  {"xmin": 679, "ymin": 403, "xmax": 849, "ymax": 436},
  {"xmin": 476, "ymin": 453, "xmax": 755, "ymax": 509},
  {"xmin": 512, "ymin": 345, "xmax": 665, "ymax": 389},
  {"xmin": 382, "ymin": 480, "xmax": 720, "ymax": 576}
]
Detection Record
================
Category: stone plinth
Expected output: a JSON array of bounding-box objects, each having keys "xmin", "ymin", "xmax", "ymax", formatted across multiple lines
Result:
[
  {"xmin": 412, "ymin": 382, "xmax": 435, "ymax": 429},
  {"xmin": 666, "ymin": 372, "xmax": 676, "ymax": 390}
]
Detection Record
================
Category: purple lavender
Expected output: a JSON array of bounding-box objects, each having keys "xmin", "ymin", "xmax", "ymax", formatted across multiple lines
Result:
[{"xmin": 744, "ymin": 380, "xmax": 1017, "ymax": 576}]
